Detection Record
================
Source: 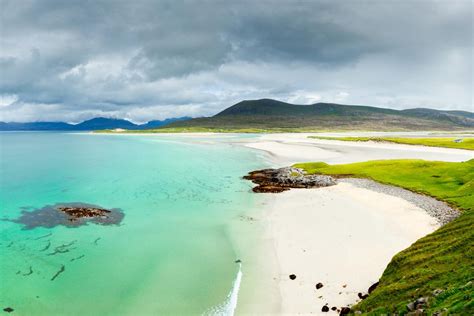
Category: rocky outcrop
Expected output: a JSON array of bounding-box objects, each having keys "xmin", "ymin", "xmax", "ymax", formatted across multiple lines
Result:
[
  {"xmin": 57, "ymin": 206, "xmax": 111, "ymax": 221},
  {"xmin": 5, "ymin": 202, "xmax": 124, "ymax": 229},
  {"xmin": 244, "ymin": 167, "xmax": 336, "ymax": 193}
]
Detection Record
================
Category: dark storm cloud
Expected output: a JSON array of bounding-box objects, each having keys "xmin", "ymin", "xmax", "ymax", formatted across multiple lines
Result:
[{"xmin": 0, "ymin": 0, "xmax": 472, "ymax": 122}]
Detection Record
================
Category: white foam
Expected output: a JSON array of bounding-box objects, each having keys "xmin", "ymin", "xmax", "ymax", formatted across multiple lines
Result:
[{"xmin": 204, "ymin": 263, "xmax": 242, "ymax": 316}]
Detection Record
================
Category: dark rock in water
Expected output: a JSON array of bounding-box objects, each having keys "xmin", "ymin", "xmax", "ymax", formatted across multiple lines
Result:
[
  {"xmin": 57, "ymin": 206, "xmax": 110, "ymax": 220},
  {"xmin": 358, "ymin": 292, "xmax": 369, "ymax": 299},
  {"xmin": 235, "ymin": 259, "xmax": 242, "ymax": 263},
  {"xmin": 316, "ymin": 282, "xmax": 324, "ymax": 289},
  {"xmin": 331, "ymin": 306, "xmax": 337, "ymax": 311},
  {"xmin": 368, "ymin": 281, "xmax": 379, "ymax": 294},
  {"xmin": 244, "ymin": 167, "xmax": 336, "ymax": 193},
  {"xmin": 321, "ymin": 305, "xmax": 329, "ymax": 312},
  {"xmin": 340, "ymin": 307, "xmax": 351, "ymax": 315},
  {"xmin": 3, "ymin": 307, "xmax": 14, "ymax": 313},
  {"xmin": 289, "ymin": 274, "xmax": 296, "ymax": 280},
  {"xmin": 4, "ymin": 202, "xmax": 124, "ymax": 229}
]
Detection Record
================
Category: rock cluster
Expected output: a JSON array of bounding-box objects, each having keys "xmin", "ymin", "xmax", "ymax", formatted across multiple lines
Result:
[
  {"xmin": 6, "ymin": 202, "xmax": 124, "ymax": 229},
  {"xmin": 406, "ymin": 297, "xmax": 428, "ymax": 314},
  {"xmin": 57, "ymin": 206, "xmax": 111, "ymax": 221},
  {"xmin": 244, "ymin": 167, "xmax": 336, "ymax": 193}
]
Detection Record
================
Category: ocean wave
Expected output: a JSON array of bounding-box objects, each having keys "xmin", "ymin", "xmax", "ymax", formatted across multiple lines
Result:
[{"xmin": 204, "ymin": 263, "xmax": 242, "ymax": 316}]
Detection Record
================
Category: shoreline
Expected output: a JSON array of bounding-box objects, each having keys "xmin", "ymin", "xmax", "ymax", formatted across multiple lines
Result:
[{"xmin": 231, "ymin": 133, "xmax": 470, "ymax": 315}]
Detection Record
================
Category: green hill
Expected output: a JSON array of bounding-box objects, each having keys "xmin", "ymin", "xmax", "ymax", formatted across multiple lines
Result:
[{"xmin": 165, "ymin": 99, "xmax": 473, "ymax": 131}]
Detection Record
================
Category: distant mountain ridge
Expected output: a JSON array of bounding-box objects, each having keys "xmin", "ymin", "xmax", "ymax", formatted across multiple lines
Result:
[
  {"xmin": 2, "ymin": 99, "xmax": 472, "ymax": 131},
  {"xmin": 167, "ymin": 99, "xmax": 474, "ymax": 130},
  {"xmin": 0, "ymin": 117, "xmax": 191, "ymax": 131}
]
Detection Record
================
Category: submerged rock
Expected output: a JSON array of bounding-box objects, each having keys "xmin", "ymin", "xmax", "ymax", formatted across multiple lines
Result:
[
  {"xmin": 3, "ymin": 307, "xmax": 14, "ymax": 313},
  {"xmin": 244, "ymin": 167, "xmax": 336, "ymax": 193},
  {"xmin": 57, "ymin": 206, "xmax": 110, "ymax": 221},
  {"xmin": 4, "ymin": 202, "xmax": 124, "ymax": 229}
]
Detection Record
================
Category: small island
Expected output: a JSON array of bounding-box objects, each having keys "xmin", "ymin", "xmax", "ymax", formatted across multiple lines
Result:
[{"xmin": 6, "ymin": 203, "xmax": 125, "ymax": 229}]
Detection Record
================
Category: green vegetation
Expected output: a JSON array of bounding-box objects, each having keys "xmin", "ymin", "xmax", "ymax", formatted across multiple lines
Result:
[
  {"xmin": 310, "ymin": 136, "xmax": 474, "ymax": 150},
  {"xmin": 95, "ymin": 127, "xmax": 351, "ymax": 134},
  {"xmin": 95, "ymin": 99, "xmax": 473, "ymax": 132},
  {"xmin": 164, "ymin": 99, "xmax": 473, "ymax": 131},
  {"xmin": 294, "ymin": 159, "xmax": 474, "ymax": 314}
]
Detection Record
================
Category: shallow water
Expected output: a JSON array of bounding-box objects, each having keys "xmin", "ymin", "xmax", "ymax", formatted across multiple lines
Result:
[{"xmin": 0, "ymin": 132, "xmax": 267, "ymax": 315}]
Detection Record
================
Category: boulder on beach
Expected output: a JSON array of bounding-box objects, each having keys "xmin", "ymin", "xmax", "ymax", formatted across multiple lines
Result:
[{"xmin": 244, "ymin": 167, "xmax": 336, "ymax": 193}]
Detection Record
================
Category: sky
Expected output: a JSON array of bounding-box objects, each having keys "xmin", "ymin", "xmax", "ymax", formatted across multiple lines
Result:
[{"xmin": 0, "ymin": 0, "xmax": 472, "ymax": 123}]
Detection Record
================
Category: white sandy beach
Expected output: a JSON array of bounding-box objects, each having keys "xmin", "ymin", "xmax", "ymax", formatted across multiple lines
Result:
[
  {"xmin": 260, "ymin": 184, "xmax": 439, "ymax": 314},
  {"xmin": 233, "ymin": 133, "xmax": 473, "ymax": 315},
  {"xmin": 242, "ymin": 133, "xmax": 474, "ymax": 166}
]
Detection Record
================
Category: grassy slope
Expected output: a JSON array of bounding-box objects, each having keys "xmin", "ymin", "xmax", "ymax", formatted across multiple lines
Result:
[
  {"xmin": 310, "ymin": 136, "xmax": 474, "ymax": 150},
  {"xmin": 165, "ymin": 99, "xmax": 474, "ymax": 131},
  {"xmin": 164, "ymin": 115, "xmax": 470, "ymax": 131},
  {"xmin": 293, "ymin": 159, "xmax": 474, "ymax": 314}
]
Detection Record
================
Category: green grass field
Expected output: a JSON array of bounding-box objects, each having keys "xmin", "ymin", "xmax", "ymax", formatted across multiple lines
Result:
[
  {"xmin": 293, "ymin": 159, "xmax": 474, "ymax": 314},
  {"xmin": 95, "ymin": 127, "xmax": 356, "ymax": 134},
  {"xmin": 310, "ymin": 136, "xmax": 474, "ymax": 150}
]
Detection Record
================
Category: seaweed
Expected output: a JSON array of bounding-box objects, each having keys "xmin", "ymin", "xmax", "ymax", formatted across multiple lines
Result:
[
  {"xmin": 50, "ymin": 265, "xmax": 65, "ymax": 281},
  {"xmin": 35, "ymin": 232, "xmax": 52, "ymax": 240},
  {"xmin": 70, "ymin": 254, "xmax": 85, "ymax": 262}
]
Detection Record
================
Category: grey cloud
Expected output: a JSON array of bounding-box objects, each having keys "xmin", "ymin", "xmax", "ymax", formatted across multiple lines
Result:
[{"xmin": 0, "ymin": 0, "xmax": 472, "ymax": 122}]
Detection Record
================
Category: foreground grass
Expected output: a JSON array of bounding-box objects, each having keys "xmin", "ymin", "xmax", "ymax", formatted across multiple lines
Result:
[
  {"xmin": 294, "ymin": 159, "xmax": 474, "ymax": 314},
  {"xmin": 310, "ymin": 136, "xmax": 474, "ymax": 150}
]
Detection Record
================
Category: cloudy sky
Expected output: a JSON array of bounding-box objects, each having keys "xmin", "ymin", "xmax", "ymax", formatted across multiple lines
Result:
[{"xmin": 0, "ymin": 0, "xmax": 472, "ymax": 123}]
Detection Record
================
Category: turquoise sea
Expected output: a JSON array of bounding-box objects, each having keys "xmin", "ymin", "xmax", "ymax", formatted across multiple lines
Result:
[{"xmin": 0, "ymin": 132, "xmax": 269, "ymax": 315}]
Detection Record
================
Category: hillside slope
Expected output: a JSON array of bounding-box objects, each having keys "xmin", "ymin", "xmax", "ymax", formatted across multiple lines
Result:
[{"xmin": 167, "ymin": 99, "xmax": 474, "ymax": 131}]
